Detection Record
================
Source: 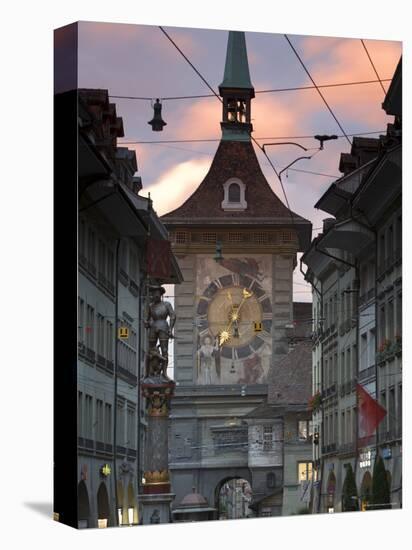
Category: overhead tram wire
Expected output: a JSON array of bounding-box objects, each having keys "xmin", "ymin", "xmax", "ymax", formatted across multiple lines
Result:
[
  {"xmin": 108, "ymin": 79, "xmax": 392, "ymax": 101},
  {"xmin": 157, "ymin": 26, "xmax": 282, "ymax": 184},
  {"xmin": 284, "ymin": 34, "xmax": 352, "ymax": 147},
  {"xmin": 360, "ymin": 39, "xmax": 387, "ymax": 95},
  {"xmin": 118, "ymin": 130, "xmax": 385, "ymax": 145}
]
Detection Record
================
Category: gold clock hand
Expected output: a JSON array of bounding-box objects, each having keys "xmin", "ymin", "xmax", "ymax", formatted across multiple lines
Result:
[{"xmin": 218, "ymin": 288, "xmax": 253, "ymax": 346}]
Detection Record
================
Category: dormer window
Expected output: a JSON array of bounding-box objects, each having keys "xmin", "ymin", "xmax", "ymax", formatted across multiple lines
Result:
[
  {"xmin": 228, "ymin": 182, "xmax": 241, "ymax": 202},
  {"xmin": 221, "ymin": 178, "xmax": 247, "ymax": 211}
]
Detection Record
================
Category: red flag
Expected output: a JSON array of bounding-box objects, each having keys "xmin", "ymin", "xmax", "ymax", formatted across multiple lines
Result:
[
  {"xmin": 357, "ymin": 383, "xmax": 386, "ymax": 444},
  {"xmin": 146, "ymin": 238, "xmax": 171, "ymax": 279}
]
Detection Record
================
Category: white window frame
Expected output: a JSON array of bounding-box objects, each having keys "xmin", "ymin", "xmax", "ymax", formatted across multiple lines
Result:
[{"xmin": 221, "ymin": 178, "xmax": 247, "ymax": 211}]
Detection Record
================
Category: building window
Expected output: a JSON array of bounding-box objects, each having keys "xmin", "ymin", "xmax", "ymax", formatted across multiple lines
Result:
[
  {"xmin": 298, "ymin": 462, "xmax": 313, "ymax": 482},
  {"xmin": 379, "ymin": 232, "xmax": 386, "ymax": 266},
  {"xmin": 86, "ymin": 305, "xmax": 95, "ymax": 350},
  {"xmin": 228, "ymin": 183, "xmax": 241, "ymax": 202},
  {"xmin": 97, "ymin": 314, "xmax": 105, "ymax": 357},
  {"xmin": 267, "ymin": 472, "xmax": 276, "ymax": 488},
  {"xmin": 129, "ymin": 249, "xmax": 138, "ymax": 282},
  {"xmin": 396, "ymin": 292, "xmax": 402, "ymax": 337},
  {"xmin": 369, "ymin": 329, "xmax": 376, "ymax": 367},
  {"xmin": 388, "ymin": 300, "xmax": 394, "ymax": 341},
  {"xmin": 379, "ymin": 304, "xmax": 386, "ymax": 345},
  {"xmin": 389, "ymin": 387, "xmax": 395, "ymax": 434},
  {"xmin": 78, "ymin": 391, "xmax": 83, "ymax": 437},
  {"xmin": 127, "ymin": 404, "xmax": 136, "ymax": 449},
  {"xmin": 79, "ymin": 219, "xmax": 86, "ymax": 258},
  {"xmin": 398, "ymin": 384, "xmax": 402, "ymax": 437},
  {"xmin": 298, "ymin": 420, "xmax": 313, "ymax": 441},
  {"xmin": 106, "ymin": 321, "xmax": 113, "ymax": 362},
  {"xmin": 98, "ymin": 239, "xmax": 106, "ymax": 279},
  {"xmin": 104, "ymin": 403, "xmax": 112, "ymax": 444},
  {"xmin": 263, "ymin": 425, "xmax": 273, "ymax": 451},
  {"xmin": 87, "ymin": 228, "xmax": 96, "ymax": 269},
  {"xmin": 221, "ymin": 178, "xmax": 247, "ymax": 211},
  {"xmin": 346, "ymin": 348, "xmax": 351, "ymax": 382},
  {"xmin": 78, "ymin": 298, "xmax": 85, "ymax": 344},
  {"xmin": 117, "ymin": 398, "xmax": 126, "ymax": 447},
  {"xmin": 380, "ymin": 391, "xmax": 387, "ymax": 436},
  {"xmin": 84, "ymin": 394, "xmax": 93, "ymax": 440},
  {"xmin": 107, "ymin": 250, "xmax": 114, "ymax": 286},
  {"xmin": 387, "ymin": 225, "xmax": 394, "ymax": 262},
  {"xmin": 96, "ymin": 399, "xmax": 104, "ymax": 442}
]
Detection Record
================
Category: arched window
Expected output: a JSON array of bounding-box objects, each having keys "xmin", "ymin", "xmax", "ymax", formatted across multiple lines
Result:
[
  {"xmin": 221, "ymin": 178, "xmax": 247, "ymax": 211},
  {"xmin": 228, "ymin": 183, "xmax": 241, "ymax": 202}
]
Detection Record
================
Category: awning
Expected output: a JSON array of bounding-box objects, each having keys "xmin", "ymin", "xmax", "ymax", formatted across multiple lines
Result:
[
  {"xmin": 315, "ymin": 184, "xmax": 352, "ymax": 216},
  {"xmin": 318, "ymin": 218, "xmax": 374, "ymax": 255}
]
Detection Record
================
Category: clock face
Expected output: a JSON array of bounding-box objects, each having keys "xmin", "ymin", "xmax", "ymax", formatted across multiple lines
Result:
[{"xmin": 197, "ymin": 272, "xmax": 272, "ymax": 360}]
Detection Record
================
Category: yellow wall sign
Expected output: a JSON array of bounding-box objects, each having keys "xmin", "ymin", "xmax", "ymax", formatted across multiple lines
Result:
[
  {"xmin": 101, "ymin": 464, "xmax": 111, "ymax": 476},
  {"xmin": 254, "ymin": 321, "xmax": 262, "ymax": 332},
  {"xmin": 118, "ymin": 327, "xmax": 129, "ymax": 339}
]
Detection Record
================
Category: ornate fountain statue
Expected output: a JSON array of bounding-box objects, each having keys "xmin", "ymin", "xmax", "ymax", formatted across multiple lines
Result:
[
  {"xmin": 144, "ymin": 284, "xmax": 176, "ymax": 380},
  {"xmin": 140, "ymin": 284, "xmax": 177, "ymax": 523}
]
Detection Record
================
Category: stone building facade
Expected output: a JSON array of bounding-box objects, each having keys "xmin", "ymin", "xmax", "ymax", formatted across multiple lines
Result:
[
  {"xmin": 303, "ymin": 57, "xmax": 402, "ymax": 512},
  {"xmin": 77, "ymin": 89, "xmax": 181, "ymax": 528}
]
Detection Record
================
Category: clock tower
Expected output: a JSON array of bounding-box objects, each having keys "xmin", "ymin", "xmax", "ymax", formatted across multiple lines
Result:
[{"xmin": 161, "ymin": 31, "xmax": 312, "ymax": 515}]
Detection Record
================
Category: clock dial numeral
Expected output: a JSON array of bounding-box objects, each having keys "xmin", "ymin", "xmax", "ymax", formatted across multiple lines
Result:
[
  {"xmin": 260, "ymin": 297, "xmax": 272, "ymax": 313},
  {"xmin": 250, "ymin": 335, "xmax": 265, "ymax": 352},
  {"xmin": 214, "ymin": 278, "xmax": 223, "ymax": 290},
  {"xmin": 262, "ymin": 320, "xmax": 272, "ymax": 335},
  {"xmin": 237, "ymin": 344, "xmax": 253, "ymax": 359},
  {"xmin": 197, "ymin": 298, "xmax": 210, "ymax": 316},
  {"xmin": 232, "ymin": 273, "xmax": 240, "ymax": 287},
  {"xmin": 220, "ymin": 346, "xmax": 232, "ymax": 359},
  {"xmin": 240, "ymin": 275, "xmax": 254, "ymax": 289},
  {"xmin": 218, "ymin": 274, "xmax": 233, "ymax": 288}
]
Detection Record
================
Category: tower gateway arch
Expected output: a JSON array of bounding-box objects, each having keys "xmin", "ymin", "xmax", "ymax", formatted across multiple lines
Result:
[{"xmin": 161, "ymin": 30, "xmax": 311, "ymax": 519}]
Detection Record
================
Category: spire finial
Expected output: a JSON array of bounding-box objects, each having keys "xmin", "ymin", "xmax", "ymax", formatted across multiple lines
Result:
[{"xmin": 219, "ymin": 31, "xmax": 253, "ymax": 90}]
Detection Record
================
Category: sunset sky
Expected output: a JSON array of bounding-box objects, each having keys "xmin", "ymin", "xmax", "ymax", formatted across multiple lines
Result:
[{"xmin": 78, "ymin": 21, "xmax": 401, "ymax": 301}]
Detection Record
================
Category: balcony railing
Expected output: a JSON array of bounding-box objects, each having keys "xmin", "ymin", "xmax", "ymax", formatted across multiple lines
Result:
[
  {"xmin": 118, "ymin": 365, "xmax": 137, "ymax": 386},
  {"xmin": 338, "ymin": 442, "xmax": 356, "ymax": 455},
  {"xmin": 129, "ymin": 279, "xmax": 139, "ymax": 297},
  {"xmin": 321, "ymin": 443, "xmax": 337, "ymax": 455},
  {"xmin": 116, "ymin": 445, "xmax": 127, "ymax": 456},
  {"xmin": 88, "ymin": 261, "xmax": 97, "ymax": 278},
  {"xmin": 381, "ymin": 428, "xmax": 401, "ymax": 443},
  {"xmin": 359, "ymin": 365, "xmax": 375, "ymax": 381},
  {"xmin": 79, "ymin": 253, "xmax": 88, "ymax": 269},
  {"xmin": 119, "ymin": 268, "xmax": 129, "ymax": 287},
  {"xmin": 127, "ymin": 448, "xmax": 137, "ymax": 459},
  {"xmin": 85, "ymin": 347, "xmax": 95, "ymax": 363}
]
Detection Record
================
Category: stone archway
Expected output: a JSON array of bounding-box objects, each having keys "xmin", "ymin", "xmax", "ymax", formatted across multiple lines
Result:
[
  {"xmin": 325, "ymin": 471, "xmax": 336, "ymax": 513},
  {"xmin": 127, "ymin": 482, "xmax": 138, "ymax": 525},
  {"xmin": 215, "ymin": 477, "xmax": 253, "ymax": 520},
  {"xmin": 97, "ymin": 482, "xmax": 111, "ymax": 528},
  {"xmin": 78, "ymin": 481, "xmax": 90, "ymax": 529},
  {"xmin": 360, "ymin": 471, "xmax": 372, "ymax": 511}
]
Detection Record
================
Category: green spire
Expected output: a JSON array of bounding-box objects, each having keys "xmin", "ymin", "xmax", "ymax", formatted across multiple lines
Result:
[{"xmin": 219, "ymin": 31, "xmax": 253, "ymax": 90}]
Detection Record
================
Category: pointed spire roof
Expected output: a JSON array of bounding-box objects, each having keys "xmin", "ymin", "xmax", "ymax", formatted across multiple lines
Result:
[
  {"xmin": 161, "ymin": 140, "xmax": 312, "ymax": 251},
  {"xmin": 219, "ymin": 31, "xmax": 253, "ymax": 90}
]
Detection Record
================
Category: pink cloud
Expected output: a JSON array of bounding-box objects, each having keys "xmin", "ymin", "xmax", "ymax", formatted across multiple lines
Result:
[{"xmin": 141, "ymin": 158, "xmax": 211, "ymax": 216}]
